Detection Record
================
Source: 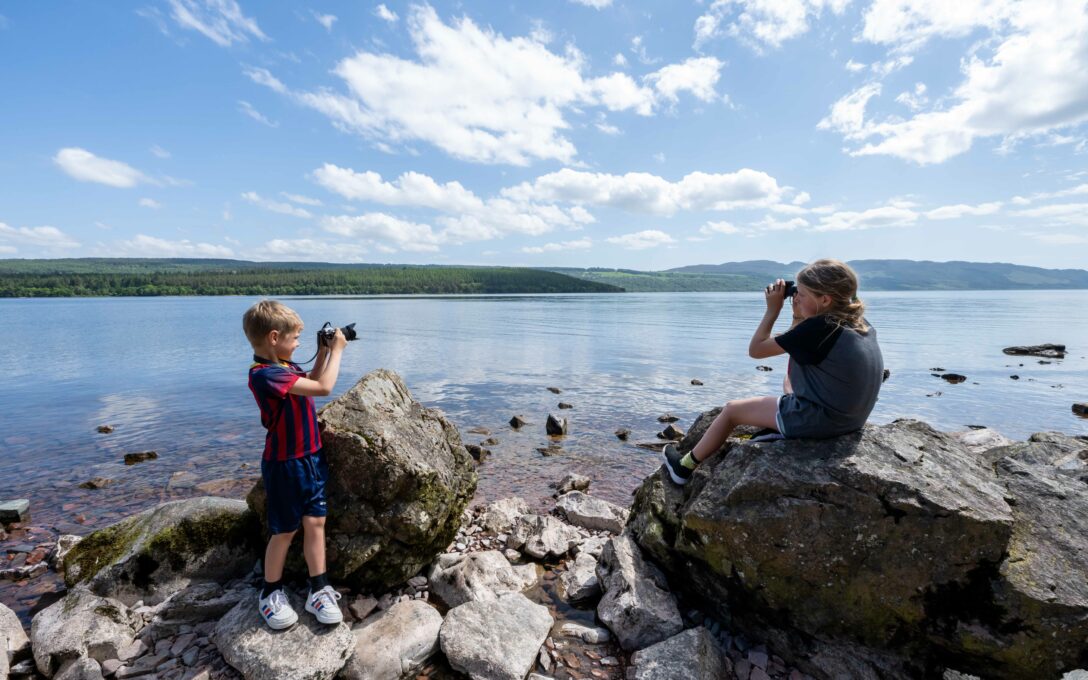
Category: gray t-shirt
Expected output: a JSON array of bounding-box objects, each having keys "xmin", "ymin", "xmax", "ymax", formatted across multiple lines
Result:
[{"xmin": 774, "ymin": 316, "xmax": 884, "ymax": 438}]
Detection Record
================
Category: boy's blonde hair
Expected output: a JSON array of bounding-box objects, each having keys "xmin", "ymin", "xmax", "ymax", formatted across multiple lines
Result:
[
  {"xmin": 796, "ymin": 259, "xmax": 870, "ymax": 333},
  {"xmin": 243, "ymin": 300, "xmax": 303, "ymax": 347}
]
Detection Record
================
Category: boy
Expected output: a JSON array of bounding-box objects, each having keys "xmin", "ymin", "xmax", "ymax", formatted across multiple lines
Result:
[{"xmin": 243, "ymin": 300, "xmax": 348, "ymax": 629}]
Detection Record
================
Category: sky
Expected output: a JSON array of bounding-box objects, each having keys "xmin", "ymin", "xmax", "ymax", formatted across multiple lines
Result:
[{"xmin": 1, "ymin": 0, "xmax": 1087, "ymax": 270}]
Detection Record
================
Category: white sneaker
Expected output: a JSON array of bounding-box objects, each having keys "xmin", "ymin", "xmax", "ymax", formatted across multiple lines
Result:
[
  {"xmin": 257, "ymin": 589, "xmax": 298, "ymax": 630},
  {"xmin": 305, "ymin": 585, "xmax": 344, "ymax": 624}
]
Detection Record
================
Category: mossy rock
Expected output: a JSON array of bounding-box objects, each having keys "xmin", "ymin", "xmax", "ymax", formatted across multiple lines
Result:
[{"xmin": 64, "ymin": 497, "xmax": 260, "ymax": 606}]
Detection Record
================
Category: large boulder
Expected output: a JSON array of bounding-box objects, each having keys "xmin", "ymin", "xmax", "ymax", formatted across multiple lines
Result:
[
  {"xmin": 247, "ymin": 370, "xmax": 477, "ymax": 589},
  {"xmin": 213, "ymin": 590, "xmax": 354, "ymax": 680},
  {"xmin": 62, "ymin": 497, "xmax": 259, "ymax": 606},
  {"xmin": 439, "ymin": 592, "xmax": 553, "ymax": 680},
  {"xmin": 595, "ymin": 533, "xmax": 682, "ymax": 651},
  {"xmin": 428, "ymin": 551, "xmax": 538, "ymax": 608},
  {"xmin": 1, "ymin": 601, "xmax": 30, "ymax": 678},
  {"xmin": 31, "ymin": 588, "xmax": 138, "ymax": 677},
  {"xmin": 341, "ymin": 599, "xmax": 442, "ymax": 680},
  {"xmin": 628, "ymin": 417, "xmax": 1088, "ymax": 678},
  {"xmin": 628, "ymin": 626, "xmax": 730, "ymax": 679}
]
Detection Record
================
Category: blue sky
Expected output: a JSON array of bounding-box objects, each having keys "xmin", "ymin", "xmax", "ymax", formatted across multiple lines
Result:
[{"xmin": 1, "ymin": 0, "xmax": 1087, "ymax": 269}]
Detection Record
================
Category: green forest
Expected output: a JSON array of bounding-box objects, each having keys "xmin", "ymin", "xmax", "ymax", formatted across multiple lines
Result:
[{"xmin": 0, "ymin": 261, "xmax": 623, "ymax": 297}]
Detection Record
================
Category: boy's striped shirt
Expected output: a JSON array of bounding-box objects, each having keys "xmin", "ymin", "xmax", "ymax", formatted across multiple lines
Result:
[{"xmin": 248, "ymin": 355, "xmax": 321, "ymax": 462}]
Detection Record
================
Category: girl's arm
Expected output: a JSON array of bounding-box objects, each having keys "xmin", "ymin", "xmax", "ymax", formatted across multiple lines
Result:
[{"xmin": 749, "ymin": 279, "xmax": 789, "ymax": 359}]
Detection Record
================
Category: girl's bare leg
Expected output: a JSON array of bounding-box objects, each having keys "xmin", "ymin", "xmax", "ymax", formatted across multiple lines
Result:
[{"xmin": 691, "ymin": 396, "xmax": 780, "ymax": 463}]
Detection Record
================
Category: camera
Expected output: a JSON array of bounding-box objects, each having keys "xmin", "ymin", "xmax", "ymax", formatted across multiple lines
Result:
[
  {"xmin": 783, "ymin": 281, "xmax": 798, "ymax": 298},
  {"xmin": 317, "ymin": 322, "xmax": 358, "ymax": 346}
]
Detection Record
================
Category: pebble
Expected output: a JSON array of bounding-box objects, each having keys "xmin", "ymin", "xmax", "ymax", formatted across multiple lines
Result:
[{"xmin": 748, "ymin": 650, "xmax": 768, "ymax": 669}]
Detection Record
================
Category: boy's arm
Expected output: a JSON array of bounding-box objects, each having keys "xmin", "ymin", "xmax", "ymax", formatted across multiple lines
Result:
[
  {"xmin": 307, "ymin": 344, "xmax": 331, "ymax": 382},
  {"xmin": 290, "ymin": 331, "xmax": 347, "ymax": 397}
]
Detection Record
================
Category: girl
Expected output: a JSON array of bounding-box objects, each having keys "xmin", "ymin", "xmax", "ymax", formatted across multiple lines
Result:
[{"xmin": 664, "ymin": 259, "xmax": 884, "ymax": 485}]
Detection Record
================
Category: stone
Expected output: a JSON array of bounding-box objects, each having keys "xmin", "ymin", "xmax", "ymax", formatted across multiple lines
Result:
[
  {"xmin": 79, "ymin": 478, "xmax": 115, "ymax": 490},
  {"xmin": 575, "ymin": 535, "xmax": 609, "ymax": 559},
  {"xmin": 756, "ymin": 365, "xmax": 773, "ymax": 372},
  {"xmin": 63, "ymin": 497, "xmax": 260, "ymax": 606},
  {"xmin": 465, "ymin": 444, "xmax": 491, "ymax": 463},
  {"xmin": 153, "ymin": 581, "xmax": 248, "ymax": 624},
  {"xmin": 546, "ymin": 415, "xmax": 568, "ymax": 436},
  {"xmin": 480, "ymin": 497, "xmax": 530, "ymax": 534},
  {"xmin": 1003, "ymin": 344, "xmax": 1066, "ymax": 358},
  {"xmin": 55, "ymin": 657, "xmax": 105, "ymax": 680},
  {"xmin": 595, "ymin": 533, "xmax": 682, "ymax": 651},
  {"xmin": 1074, "ymin": 403, "xmax": 1088, "ymax": 417},
  {"xmin": 656, "ymin": 414, "xmax": 679, "ymax": 423},
  {"xmin": 481, "ymin": 437, "xmax": 500, "ymax": 446},
  {"xmin": 940, "ymin": 373, "xmax": 967, "ymax": 384},
  {"xmin": 628, "ymin": 627, "xmax": 729, "ymax": 680},
  {"xmin": 509, "ymin": 415, "xmax": 528, "ymax": 429},
  {"xmin": 96, "ymin": 425, "xmax": 115, "ymax": 434},
  {"xmin": 428, "ymin": 551, "xmax": 537, "ymax": 608},
  {"xmin": 349, "ymin": 596, "xmax": 379, "ymax": 622},
  {"xmin": 656, "ymin": 424, "xmax": 684, "ymax": 441},
  {"xmin": 248, "ymin": 370, "xmax": 478, "ymax": 590},
  {"xmin": 627, "ymin": 417, "xmax": 1088, "ymax": 679},
  {"xmin": 883, "ymin": 368, "xmax": 891, "ymax": 382},
  {"xmin": 558, "ymin": 552, "xmax": 601, "ymax": 604},
  {"xmin": 691, "ymin": 379, "xmax": 704, "ymax": 386},
  {"xmin": 951, "ymin": 427, "xmax": 1014, "ymax": 455},
  {"xmin": 213, "ymin": 590, "xmax": 354, "ymax": 680},
  {"xmin": 122, "ymin": 452, "xmax": 158, "ymax": 465},
  {"xmin": 0, "ymin": 499, "xmax": 30, "ymax": 523},
  {"xmin": 507, "ymin": 514, "xmax": 582, "ymax": 560},
  {"xmin": 557, "ymin": 402, "xmax": 573, "ymax": 409},
  {"xmin": 341, "ymin": 599, "xmax": 442, "ymax": 680},
  {"xmin": 547, "ymin": 387, "xmax": 562, "ymax": 394},
  {"xmin": 558, "ymin": 622, "xmax": 610, "ymax": 644},
  {"xmin": 615, "ymin": 428, "xmax": 631, "ymax": 441},
  {"xmin": 556, "ymin": 473, "xmax": 591, "ymax": 495},
  {"xmin": 537, "ymin": 445, "xmax": 563, "ymax": 457},
  {"xmin": 2, "ymin": 601, "xmax": 30, "ymax": 677},
  {"xmin": 555, "ymin": 492, "xmax": 629, "ymax": 534},
  {"xmin": 440, "ymin": 592, "xmax": 553, "ymax": 680},
  {"xmin": 31, "ymin": 588, "xmax": 138, "ymax": 677}
]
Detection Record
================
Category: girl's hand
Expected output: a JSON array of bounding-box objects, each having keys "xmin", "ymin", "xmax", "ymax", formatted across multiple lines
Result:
[{"xmin": 764, "ymin": 278, "xmax": 786, "ymax": 312}]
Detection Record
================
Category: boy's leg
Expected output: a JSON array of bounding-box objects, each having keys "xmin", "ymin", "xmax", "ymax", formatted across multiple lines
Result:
[
  {"xmin": 301, "ymin": 515, "xmax": 326, "ymax": 577},
  {"xmin": 263, "ymin": 530, "xmax": 297, "ymax": 584},
  {"xmin": 692, "ymin": 396, "xmax": 780, "ymax": 462},
  {"xmin": 258, "ymin": 530, "xmax": 299, "ymax": 630}
]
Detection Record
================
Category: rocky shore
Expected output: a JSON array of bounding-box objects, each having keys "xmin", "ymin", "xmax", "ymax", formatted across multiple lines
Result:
[{"xmin": 3, "ymin": 369, "xmax": 1088, "ymax": 680}]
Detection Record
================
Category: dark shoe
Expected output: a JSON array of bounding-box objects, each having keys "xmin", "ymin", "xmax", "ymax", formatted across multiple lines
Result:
[{"xmin": 662, "ymin": 443, "xmax": 693, "ymax": 485}]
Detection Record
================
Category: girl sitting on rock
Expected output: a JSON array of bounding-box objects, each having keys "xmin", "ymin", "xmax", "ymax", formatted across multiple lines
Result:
[{"xmin": 664, "ymin": 258, "xmax": 884, "ymax": 485}]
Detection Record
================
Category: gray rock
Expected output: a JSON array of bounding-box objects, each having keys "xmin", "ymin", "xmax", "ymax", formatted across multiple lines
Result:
[
  {"xmin": 629, "ymin": 627, "xmax": 729, "ymax": 679},
  {"xmin": 480, "ymin": 497, "xmax": 530, "ymax": 534},
  {"xmin": 63, "ymin": 497, "xmax": 259, "ymax": 606},
  {"xmin": 1003, "ymin": 344, "xmax": 1066, "ymax": 358},
  {"xmin": 558, "ymin": 622, "xmax": 610, "ymax": 644},
  {"xmin": 1, "ymin": 601, "xmax": 30, "ymax": 674},
  {"xmin": 213, "ymin": 590, "xmax": 354, "ymax": 680},
  {"xmin": 558, "ymin": 552, "xmax": 600, "ymax": 604},
  {"xmin": 595, "ymin": 533, "xmax": 682, "ymax": 651},
  {"xmin": 154, "ymin": 581, "xmax": 248, "ymax": 625},
  {"xmin": 951, "ymin": 427, "xmax": 1013, "ymax": 455},
  {"xmin": 55, "ymin": 657, "xmax": 105, "ymax": 680},
  {"xmin": 428, "ymin": 551, "xmax": 538, "ymax": 608},
  {"xmin": 51, "ymin": 535, "xmax": 82, "ymax": 569},
  {"xmin": 440, "ymin": 592, "xmax": 553, "ymax": 680},
  {"xmin": 555, "ymin": 492, "xmax": 629, "ymax": 534},
  {"xmin": 556, "ymin": 473, "xmax": 590, "ymax": 495},
  {"xmin": 31, "ymin": 588, "xmax": 138, "ymax": 677},
  {"xmin": 341, "ymin": 599, "xmax": 442, "ymax": 680},
  {"xmin": 545, "ymin": 415, "xmax": 568, "ymax": 436},
  {"xmin": 575, "ymin": 535, "xmax": 608, "ymax": 558},
  {"xmin": 507, "ymin": 514, "xmax": 582, "ymax": 560},
  {"xmin": 0, "ymin": 499, "xmax": 30, "ymax": 523},
  {"xmin": 248, "ymin": 370, "xmax": 478, "ymax": 590}
]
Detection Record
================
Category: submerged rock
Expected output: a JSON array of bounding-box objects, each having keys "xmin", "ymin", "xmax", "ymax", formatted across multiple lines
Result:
[
  {"xmin": 628, "ymin": 416, "xmax": 1088, "ymax": 679},
  {"xmin": 62, "ymin": 497, "xmax": 259, "ymax": 606},
  {"xmin": 248, "ymin": 370, "xmax": 477, "ymax": 590},
  {"xmin": 122, "ymin": 451, "xmax": 157, "ymax": 465},
  {"xmin": 1003, "ymin": 344, "xmax": 1066, "ymax": 358},
  {"xmin": 546, "ymin": 414, "xmax": 568, "ymax": 436}
]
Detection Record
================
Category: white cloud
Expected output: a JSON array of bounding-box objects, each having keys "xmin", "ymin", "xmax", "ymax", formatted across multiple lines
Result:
[
  {"xmin": 374, "ymin": 4, "xmax": 398, "ymax": 22},
  {"xmin": 259, "ymin": 6, "xmax": 724, "ymax": 165},
  {"xmin": 570, "ymin": 0, "xmax": 612, "ymax": 7},
  {"xmin": 503, "ymin": 168, "xmax": 785, "ymax": 215},
  {"xmin": 606, "ymin": 230, "xmax": 675, "ymax": 250},
  {"xmin": 818, "ymin": 83, "xmax": 881, "ymax": 136},
  {"xmin": 792, "ymin": 191, "xmax": 811, "ymax": 205},
  {"xmin": 613, "ymin": 53, "xmax": 628, "ymax": 67},
  {"xmin": 695, "ymin": 0, "xmax": 852, "ymax": 51},
  {"xmin": 313, "ymin": 11, "xmax": 336, "ymax": 32},
  {"xmin": 829, "ymin": 1, "xmax": 1088, "ymax": 164},
  {"xmin": 754, "ymin": 215, "xmax": 809, "ymax": 231},
  {"xmin": 0, "ymin": 222, "xmax": 81, "ymax": 251},
  {"xmin": 54, "ymin": 148, "xmax": 150, "ymax": 188},
  {"xmin": 1014, "ymin": 201, "xmax": 1088, "ymax": 227},
  {"xmin": 150, "ymin": 145, "xmax": 171, "ymax": 159},
  {"xmin": 280, "ymin": 192, "xmax": 323, "ymax": 206},
  {"xmin": 139, "ymin": 198, "xmax": 162, "ymax": 209},
  {"xmin": 925, "ymin": 201, "xmax": 1002, "ymax": 219},
  {"xmin": 521, "ymin": 238, "xmax": 593, "ymax": 253},
  {"xmin": 699, "ymin": 220, "xmax": 741, "ymax": 235},
  {"xmin": 322, "ymin": 213, "xmax": 443, "ymax": 252},
  {"xmin": 241, "ymin": 191, "xmax": 313, "ymax": 218},
  {"xmin": 895, "ymin": 82, "xmax": 928, "ymax": 111},
  {"xmin": 595, "ymin": 121, "xmax": 621, "ymax": 135},
  {"xmin": 167, "ymin": 0, "xmax": 267, "ymax": 47},
  {"xmin": 116, "ymin": 234, "xmax": 233, "ymax": 257},
  {"xmin": 313, "ymin": 165, "xmax": 484, "ymax": 212},
  {"xmin": 845, "ymin": 59, "xmax": 866, "ymax": 73},
  {"xmin": 1012, "ymin": 183, "xmax": 1088, "ymax": 205},
  {"xmin": 238, "ymin": 100, "xmax": 278, "ymax": 127},
  {"xmin": 255, "ymin": 238, "xmax": 369, "ymax": 261},
  {"xmin": 815, "ymin": 205, "xmax": 918, "ymax": 231}
]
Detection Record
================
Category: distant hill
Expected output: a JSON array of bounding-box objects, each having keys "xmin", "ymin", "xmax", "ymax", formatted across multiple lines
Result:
[
  {"xmin": 666, "ymin": 260, "xmax": 1088, "ymax": 291},
  {"xmin": 0, "ymin": 259, "xmax": 622, "ymax": 297}
]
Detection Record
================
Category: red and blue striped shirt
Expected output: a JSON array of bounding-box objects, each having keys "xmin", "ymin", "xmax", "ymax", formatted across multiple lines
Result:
[{"xmin": 248, "ymin": 355, "xmax": 321, "ymax": 462}]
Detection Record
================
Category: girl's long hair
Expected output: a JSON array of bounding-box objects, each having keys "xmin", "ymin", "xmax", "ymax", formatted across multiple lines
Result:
[{"xmin": 797, "ymin": 259, "xmax": 870, "ymax": 333}]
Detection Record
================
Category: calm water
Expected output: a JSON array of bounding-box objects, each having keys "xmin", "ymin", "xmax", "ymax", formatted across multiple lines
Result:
[{"xmin": 2, "ymin": 291, "xmax": 1086, "ymax": 511}]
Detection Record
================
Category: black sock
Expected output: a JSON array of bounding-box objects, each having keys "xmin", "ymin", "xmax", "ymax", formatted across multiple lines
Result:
[
  {"xmin": 309, "ymin": 572, "xmax": 330, "ymax": 592},
  {"xmin": 261, "ymin": 579, "xmax": 283, "ymax": 599}
]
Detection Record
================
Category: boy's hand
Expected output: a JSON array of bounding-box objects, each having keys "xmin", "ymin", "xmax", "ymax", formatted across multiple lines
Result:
[
  {"xmin": 329, "ymin": 328, "xmax": 348, "ymax": 351},
  {"xmin": 764, "ymin": 278, "xmax": 786, "ymax": 312}
]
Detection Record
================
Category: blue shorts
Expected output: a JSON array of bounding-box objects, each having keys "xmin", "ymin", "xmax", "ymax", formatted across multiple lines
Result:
[{"xmin": 262, "ymin": 449, "xmax": 329, "ymax": 535}]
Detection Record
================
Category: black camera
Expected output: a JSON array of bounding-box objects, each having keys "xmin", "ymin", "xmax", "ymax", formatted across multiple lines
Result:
[
  {"xmin": 783, "ymin": 281, "xmax": 798, "ymax": 298},
  {"xmin": 317, "ymin": 322, "xmax": 358, "ymax": 346}
]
